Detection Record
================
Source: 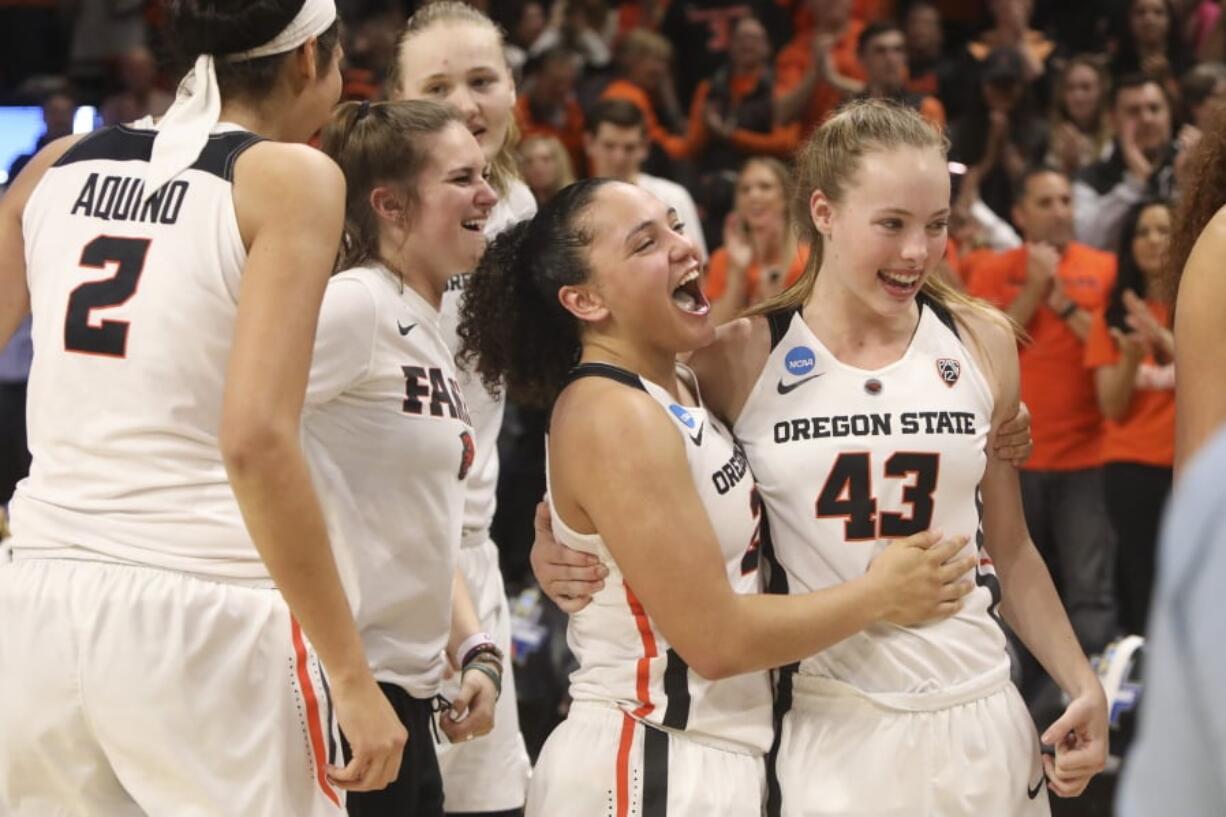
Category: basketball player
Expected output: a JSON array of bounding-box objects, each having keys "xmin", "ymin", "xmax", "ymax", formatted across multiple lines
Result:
[
  {"xmin": 533, "ymin": 101, "xmax": 1106, "ymax": 815},
  {"xmin": 0, "ymin": 1, "xmax": 405, "ymax": 814},
  {"xmin": 390, "ymin": 5, "xmax": 536, "ymax": 815},
  {"xmin": 457, "ymin": 178, "xmax": 980, "ymax": 816},
  {"xmin": 312, "ymin": 99, "xmax": 504, "ymax": 816}
]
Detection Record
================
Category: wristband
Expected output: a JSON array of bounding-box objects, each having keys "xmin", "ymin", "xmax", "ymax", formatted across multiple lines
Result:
[
  {"xmin": 462, "ymin": 662, "xmax": 502, "ymax": 700},
  {"xmin": 1058, "ymin": 302, "xmax": 1077, "ymax": 320},
  {"xmin": 456, "ymin": 632, "xmax": 495, "ymax": 667}
]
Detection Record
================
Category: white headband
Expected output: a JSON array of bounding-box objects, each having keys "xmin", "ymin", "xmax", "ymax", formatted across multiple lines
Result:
[{"xmin": 143, "ymin": 0, "xmax": 337, "ymax": 201}]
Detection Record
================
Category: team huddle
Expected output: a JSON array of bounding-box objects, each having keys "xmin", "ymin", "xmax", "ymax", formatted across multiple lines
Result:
[{"xmin": 0, "ymin": 1, "xmax": 1109, "ymax": 816}]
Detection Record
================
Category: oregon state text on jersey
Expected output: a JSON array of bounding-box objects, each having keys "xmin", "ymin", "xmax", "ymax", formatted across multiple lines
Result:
[
  {"xmin": 735, "ymin": 296, "xmax": 1009, "ymax": 694},
  {"xmin": 10, "ymin": 124, "xmax": 270, "ymax": 579},
  {"xmin": 547, "ymin": 363, "xmax": 774, "ymax": 755}
]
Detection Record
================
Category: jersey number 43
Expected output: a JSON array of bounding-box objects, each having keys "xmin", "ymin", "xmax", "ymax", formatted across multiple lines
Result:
[{"xmin": 816, "ymin": 452, "xmax": 939, "ymax": 540}]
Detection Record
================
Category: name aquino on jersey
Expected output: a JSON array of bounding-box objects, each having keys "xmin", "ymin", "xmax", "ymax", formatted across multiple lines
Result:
[
  {"xmin": 774, "ymin": 410, "xmax": 978, "ymax": 443},
  {"xmin": 70, "ymin": 173, "xmax": 189, "ymax": 225}
]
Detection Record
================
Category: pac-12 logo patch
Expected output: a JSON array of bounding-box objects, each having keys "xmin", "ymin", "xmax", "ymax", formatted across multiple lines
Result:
[
  {"xmin": 936, "ymin": 358, "xmax": 961, "ymax": 387},
  {"xmin": 784, "ymin": 346, "xmax": 816, "ymax": 376},
  {"xmin": 458, "ymin": 430, "xmax": 475, "ymax": 480}
]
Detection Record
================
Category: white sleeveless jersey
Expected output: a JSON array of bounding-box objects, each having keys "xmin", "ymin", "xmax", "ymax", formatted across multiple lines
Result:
[
  {"xmin": 547, "ymin": 363, "xmax": 773, "ymax": 755},
  {"xmin": 10, "ymin": 123, "xmax": 271, "ymax": 579},
  {"xmin": 734, "ymin": 297, "xmax": 1008, "ymax": 694},
  {"xmin": 439, "ymin": 180, "xmax": 536, "ymax": 547},
  {"xmin": 303, "ymin": 265, "xmax": 473, "ymax": 699}
]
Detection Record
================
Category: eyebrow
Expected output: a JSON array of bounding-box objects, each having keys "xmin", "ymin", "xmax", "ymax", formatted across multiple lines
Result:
[
  {"xmin": 875, "ymin": 207, "xmax": 951, "ymax": 217},
  {"xmin": 623, "ymin": 209, "xmax": 679, "ymax": 247}
]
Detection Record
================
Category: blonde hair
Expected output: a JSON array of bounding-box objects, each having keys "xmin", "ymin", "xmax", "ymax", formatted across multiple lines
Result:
[
  {"xmin": 391, "ymin": 1, "xmax": 521, "ymax": 197},
  {"xmin": 519, "ymin": 134, "xmax": 576, "ymax": 193},
  {"xmin": 747, "ymin": 99, "xmax": 998, "ymax": 331}
]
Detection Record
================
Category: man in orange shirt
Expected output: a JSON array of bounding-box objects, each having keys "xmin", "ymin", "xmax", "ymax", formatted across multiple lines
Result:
[
  {"xmin": 774, "ymin": 0, "xmax": 867, "ymax": 137},
  {"xmin": 967, "ymin": 166, "xmax": 1118, "ymax": 711},
  {"xmin": 516, "ymin": 47, "xmax": 586, "ymax": 177}
]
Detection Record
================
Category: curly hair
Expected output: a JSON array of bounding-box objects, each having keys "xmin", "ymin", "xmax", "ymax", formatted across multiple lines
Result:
[
  {"xmin": 457, "ymin": 179, "xmax": 614, "ymax": 408},
  {"xmin": 1166, "ymin": 101, "xmax": 1226, "ymax": 304}
]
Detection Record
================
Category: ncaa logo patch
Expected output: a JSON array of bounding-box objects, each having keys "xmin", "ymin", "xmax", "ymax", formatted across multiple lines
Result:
[
  {"xmin": 784, "ymin": 346, "xmax": 816, "ymax": 376},
  {"xmin": 936, "ymin": 358, "xmax": 961, "ymax": 388},
  {"xmin": 669, "ymin": 403, "xmax": 697, "ymax": 429},
  {"xmin": 458, "ymin": 430, "xmax": 475, "ymax": 481}
]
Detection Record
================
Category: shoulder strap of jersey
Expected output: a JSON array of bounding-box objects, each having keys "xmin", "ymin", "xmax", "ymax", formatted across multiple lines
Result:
[
  {"xmin": 563, "ymin": 362, "xmax": 648, "ymax": 391},
  {"xmin": 52, "ymin": 126, "xmax": 264, "ymax": 183},
  {"xmin": 917, "ymin": 290, "xmax": 961, "ymax": 341},
  {"xmin": 766, "ymin": 308, "xmax": 798, "ymax": 350}
]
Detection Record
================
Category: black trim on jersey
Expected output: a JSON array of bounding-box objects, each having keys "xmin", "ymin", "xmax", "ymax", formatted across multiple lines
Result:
[
  {"xmin": 642, "ymin": 725, "xmax": 670, "ymax": 817},
  {"xmin": 760, "ymin": 509, "xmax": 797, "ymax": 817},
  {"xmin": 318, "ymin": 665, "xmax": 337, "ymax": 767},
  {"xmin": 661, "ymin": 648, "xmax": 692, "ymax": 730},
  {"xmin": 918, "ymin": 290, "xmax": 961, "ymax": 341},
  {"xmin": 52, "ymin": 125, "xmax": 265, "ymax": 182},
  {"xmin": 766, "ymin": 308, "xmax": 798, "ymax": 351},
  {"xmin": 563, "ymin": 362, "xmax": 648, "ymax": 391},
  {"xmin": 974, "ymin": 486, "xmax": 1004, "ymax": 628}
]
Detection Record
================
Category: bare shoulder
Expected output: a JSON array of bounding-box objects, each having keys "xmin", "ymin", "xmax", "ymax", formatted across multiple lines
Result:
[
  {"xmin": 552, "ymin": 376, "xmax": 675, "ymax": 455},
  {"xmin": 689, "ymin": 315, "xmax": 772, "ymax": 423},
  {"xmin": 948, "ymin": 300, "xmax": 1019, "ymax": 419},
  {"xmin": 232, "ymin": 143, "xmax": 344, "ymax": 242}
]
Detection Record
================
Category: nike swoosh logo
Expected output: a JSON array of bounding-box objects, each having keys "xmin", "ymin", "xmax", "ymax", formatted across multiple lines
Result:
[
  {"xmin": 398, "ymin": 321, "xmax": 417, "ymax": 336},
  {"xmin": 689, "ymin": 423, "xmax": 704, "ymax": 446},
  {"xmin": 1027, "ymin": 773, "xmax": 1046, "ymax": 800},
  {"xmin": 776, "ymin": 372, "xmax": 824, "ymax": 394}
]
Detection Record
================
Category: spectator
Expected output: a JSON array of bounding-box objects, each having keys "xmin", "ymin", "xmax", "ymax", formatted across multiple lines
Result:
[
  {"xmin": 1074, "ymin": 74, "xmax": 1177, "ymax": 251},
  {"xmin": 966, "ymin": 0, "xmax": 1058, "ymax": 89},
  {"xmin": 949, "ymin": 47, "xmax": 1048, "ymax": 225},
  {"xmin": 689, "ymin": 15, "xmax": 799, "ymax": 168},
  {"xmin": 905, "ymin": 2, "xmax": 959, "ymax": 103},
  {"xmin": 1046, "ymin": 56, "xmax": 1114, "ymax": 177},
  {"xmin": 503, "ymin": 1, "xmax": 547, "ymax": 77},
  {"xmin": 967, "ymin": 166, "xmax": 1118, "ymax": 717},
  {"xmin": 705, "ymin": 157, "xmax": 809, "ymax": 324},
  {"xmin": 855, "ymin": 20, "xmax": 947, "ymax": 128},
  {"xmin": 1179, "ymin": 61, "xmax": 1226, "ymax": 129},
  {"xmin": 774, "ymin": 0, "xmax": 867, "ymax": 138},
  {"xmin": 1110, "ymin": 0, "xmax": 1191, "ymax": 97},
  {"xmin": 518, "ymin": 134, "xmax": 576, "ymax": 205},
  {"xmin": 6, "ymin": 91, "xmax": 75, "ymax": 184},
  {"xmin": 1085, "ymin": 198, "xmax": 1175, "ymax": 637},
  {"xmin": 530, "ymin": 0, "xmax": 614, "ymax": 72},
  {"xmin": 100, "ymin": 46, "xmax": 172, "ymax": 126},
  {"xmin": 583, "ymin": 99, "xmax": 707, "ymax": 258},
  {"xmin": 659, "ymin": 0, "xmax": 787, "ymax": 106},
  {"xmin": 516, "ymin": 48, "xmax": 586, "ymax": 174},
  {"xmin": 600, "ymin": 30, "xmax": 693, "ymax": 165},
  {"xmin": 338, "ymin": 3, "xmax": 402, "ymax": 101}
]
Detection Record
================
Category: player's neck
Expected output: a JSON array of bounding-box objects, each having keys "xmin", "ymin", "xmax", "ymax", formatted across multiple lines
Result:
[
  {"xmin": 579, "ymin": 338, "xmax": 679, "ymax": 401},
  {"xmin": 218, "ymin": 97, "xmax": 303, "ymax": 143},
  {"xmin": 805, "ymin": 269, "xmax": 920, "ymax": 363}
]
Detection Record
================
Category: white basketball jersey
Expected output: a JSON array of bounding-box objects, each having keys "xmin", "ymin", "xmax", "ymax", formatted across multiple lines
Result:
[
  {"xmin": 10, "ymin": 123, "xmax": 270, "ymax": 579},
  {"xmin": 734, "ymin": 297, "xmax": 1009, "ymax": 694},
  {"xmin": 303, "ymin": 265, "xmax": 474, "ymax": 699},
  {"xmin": 547, "ymin": 363, "xmax": 774, "ymax": 755},
  {"xmin": 438, "ymin": 180, "xmax": 536, "ymax": 547}
]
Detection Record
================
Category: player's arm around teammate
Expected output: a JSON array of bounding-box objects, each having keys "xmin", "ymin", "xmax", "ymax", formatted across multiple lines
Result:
[{"xmin": 955, "ymin": 302, "xmax": 1109, "ymax": 797}]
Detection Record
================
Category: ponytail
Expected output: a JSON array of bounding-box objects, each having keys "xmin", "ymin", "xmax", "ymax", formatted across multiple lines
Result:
[{"xmin": 458, "ymin": 178, "xmax": 613, "ymax": 408}]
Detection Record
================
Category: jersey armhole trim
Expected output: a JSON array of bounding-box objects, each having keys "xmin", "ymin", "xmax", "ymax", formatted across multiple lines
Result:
[
  {"xmin": 766, "ymin": 308, "xmax": 798, "ymax": 350},
  {"xmin": 918, "ymin": 290, "xmax": 961, "ymax": 341}
]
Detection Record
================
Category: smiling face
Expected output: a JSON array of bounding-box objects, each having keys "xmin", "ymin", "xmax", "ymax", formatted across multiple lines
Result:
[
  {"xmin": 1131, "ymin": 203, "xmax": 1171, "ymax": 285},
  {"xmin": 395, "ymin": 22, "xmax": 516, "ymax": 163},
  {"xmin": 567, "ymin": 183, "xmax": 711, "ymax": 354},
  {"xmin": 729, "ymin": 17, "xmax": 769, "ymax": 72},
  {"xmin": 736, "ymin": 161, "xmax": 787, "ymax": 232},
  {"xmin": 401, "ymin": 121, "xmax": 498, "ymax": 282},
  {"xmin": 1114, "ymin": 81, "xmax": 1172, "ymax": 158},
  {"xmin": 1063, "ymin": 63, "xmax": 1103, "ymax": 128},
  {"xmin": 814, "ymin": 145, "xmax": 950, "ymax": 317}
]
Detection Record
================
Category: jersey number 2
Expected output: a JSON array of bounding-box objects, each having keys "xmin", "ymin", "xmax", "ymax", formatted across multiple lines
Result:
[
  {"xmin": 64, "ymin": 236, "xmax": 151, "ymax": 357},
  {"xmin": 815, "ymin": 452, "xmax": 939, "ymax": 539}
]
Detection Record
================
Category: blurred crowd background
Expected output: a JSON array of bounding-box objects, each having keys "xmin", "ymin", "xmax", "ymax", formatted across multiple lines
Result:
[{"xmin": 2, "ymin": 1, "xmax": 1205, "ymax": 814}]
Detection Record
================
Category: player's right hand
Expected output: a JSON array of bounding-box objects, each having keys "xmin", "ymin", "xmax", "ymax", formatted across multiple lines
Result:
[
  {"xmin": 867, "ymin": 530, "xmax": 975, "ymax": 626},
  {"xmin": 530, "ymin": 500, "xmax": 609, "ymax": 613},
  {"xmin": 328, "ymin": 673, "xmax": 408, "ymax": 792}
]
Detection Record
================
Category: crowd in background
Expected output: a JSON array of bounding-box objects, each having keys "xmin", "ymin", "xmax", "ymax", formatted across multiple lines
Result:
[{"xmin": 0, "ymin": 0, "xmax": 1210, "ymax": 810}]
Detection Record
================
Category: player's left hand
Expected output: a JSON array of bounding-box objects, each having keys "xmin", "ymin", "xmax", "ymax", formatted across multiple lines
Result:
[
  {"xmin": 1041, "ymin": 686, "xmax": 1109, "ymax": 798},
  {"xmin": 992, "ymin": 401, "xmax": 1033, "ymax": 466},
  {"xmin": 441, "ymin": 667, "xmax": 497, "ymax": 744}
]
